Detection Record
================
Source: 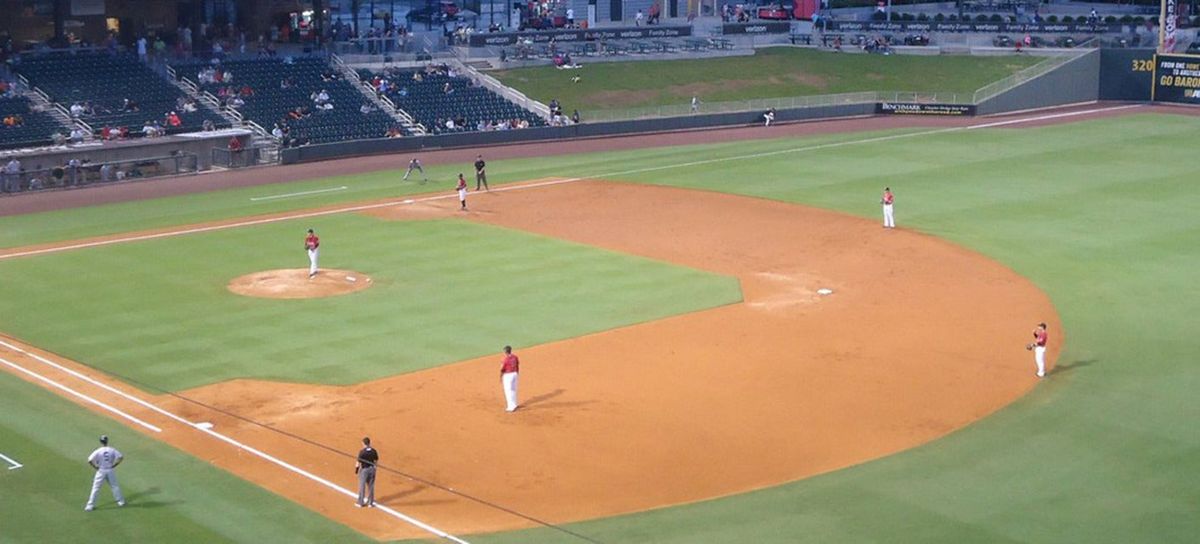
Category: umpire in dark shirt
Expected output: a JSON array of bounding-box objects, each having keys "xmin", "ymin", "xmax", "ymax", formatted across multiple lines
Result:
[
  {"xmin": 474, "ymin": 154, "xmax": 488, "ymax": 191},
  {"xmin": 355, "ymin": 437, "xmax": 379, "ymax": 507}
]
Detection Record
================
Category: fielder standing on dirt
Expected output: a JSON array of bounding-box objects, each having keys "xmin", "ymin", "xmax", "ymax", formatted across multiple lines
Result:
[
  {"xmin": 1026, "ymin": 322, "xmax": 1049, "ymax": 377},
  {"xmin": 456, "ymin": 173, "xmax": 468, "ymax": 210},
  {"xmin": 305, "ymin": 228, "xmax": 320, "ymax": 278},
  {"xmin": 881, "ymin": 187, "xmax": 895, "ymax": 228},
  {"xmin": 403, "ymin": 157, "xmax": 426, "ymax": 182},
  {"xmin": 84, "ymin": 435, "xmax": 125, "ymax": 512},
  {"xmin": 500, "ymin": 345, "xmax": 520, "ymax": 412},
  {"xmin": 354, "ymin": 437, "xmax": 379, "ymax": 507},
  {"xmin": 474, "ymin": 154, "xmax": 488, "ymax": 191}
]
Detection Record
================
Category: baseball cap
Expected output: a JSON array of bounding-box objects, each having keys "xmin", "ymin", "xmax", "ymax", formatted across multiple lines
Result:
[{"xmin": 99, "ymin": 435, "xmax": 108, "ymax": 444}]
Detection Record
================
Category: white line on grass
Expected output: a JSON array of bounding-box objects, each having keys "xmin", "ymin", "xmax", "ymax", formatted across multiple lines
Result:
[
  {"xmin": 0, "ymin": 103, "xmax": 1143, "ymax": 265},
  {"xmin": 249, "ymin": 186, "xmax": 349, "ymax": 202},
  {"xmin": 0, "ymin": 340, "xmax": 468, "ymax": 543},
  {"xmin": 0, "ymin": 357, "xmax": 162, "ymax": 433},
  {"xmin": 0, "ymin": 452, "xmax": 23, "ymax": 470}
]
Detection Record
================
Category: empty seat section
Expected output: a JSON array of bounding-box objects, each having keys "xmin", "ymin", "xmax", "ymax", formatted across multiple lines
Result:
[
  {"xmin": 364, "ymin": 66, "xmax": 546, "ymax": 134},
  {"xmin": 14, "ymin": 51, "xmax": 228, "ymax": 136},
  {"xmin": 171, "ymin": 57, "xmax": 401, "ymax": 144}
]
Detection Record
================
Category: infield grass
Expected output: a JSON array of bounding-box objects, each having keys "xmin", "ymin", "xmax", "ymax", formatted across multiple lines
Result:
[
  {"xmin": 2, "ymin": 111, "xmax": 1199, "ymax": 543},
  {"xmin": 0, "ymin": 214, "xmax": 739, "ymax": 391},
  {"xmin": 491, "ymin": 47, "xmax": 1040, "ymax": 114}
]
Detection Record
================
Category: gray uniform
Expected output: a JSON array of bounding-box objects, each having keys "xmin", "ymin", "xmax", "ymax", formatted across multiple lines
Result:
[
  {"xmin": 356, "ymin": 445, "xmax": 379, "ymax": 507},
  {"xmin": 85, "ymin": 438, "xmax": 125, "ymax": 511}
]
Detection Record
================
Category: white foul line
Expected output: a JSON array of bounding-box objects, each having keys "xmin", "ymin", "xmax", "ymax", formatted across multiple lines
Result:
[
  {"xmin": 0, "ymin": 104, "xmax": 1141, "ymax": 263},
  {"xmin": 0, "ymin": 452, "xmax": 23, "ymax": 470},
  {"xmin": 0, "ymin": 357, "xmax": 162, "ymax": 433},
  {"xmin": 0, "ymin": 340, "xmax": 467, "ymax": 544},
  {"xmin": 249, "ymin": 186, "xmax": 349, "ymax": 202}
]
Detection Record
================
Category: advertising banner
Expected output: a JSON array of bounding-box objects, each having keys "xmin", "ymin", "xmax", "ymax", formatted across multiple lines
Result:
[
  {"xmin": 822, "ymin": 21, "xmax": 1122, "ymax": 34},
  {"xmin": 468, "ymin": 25, "xmax": 692, "ymax": 46},
  {"xmin": 875, "ymin": 102, "xmax": 977, "ymax": 115},
  {"xmin": 1152, "ymin": 54, "xmax": 1200, "ymax": 104}
]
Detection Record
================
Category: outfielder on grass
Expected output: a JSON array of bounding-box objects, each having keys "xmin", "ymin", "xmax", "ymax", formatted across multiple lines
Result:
[{"xmin": 85, "ymin": 435, "xmax": 125, "ymax": 511}]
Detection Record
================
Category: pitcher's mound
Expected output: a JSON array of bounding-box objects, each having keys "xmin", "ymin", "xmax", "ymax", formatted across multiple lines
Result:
[{"xmin": 228, "ymin": 269, "xmax": 372, "ymax": 299}]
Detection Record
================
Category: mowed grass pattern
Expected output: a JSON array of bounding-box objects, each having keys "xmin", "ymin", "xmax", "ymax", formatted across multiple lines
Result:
[
  {"xmin": 0, "ymin": 214, "xmax": 740, "ymax": 391},
  {"xmin": 0, "ymin": 112, "xmax": 1197, "ymax": 543},
  {"xmin": 0, "ymin": 371, "xmax": 378, "ymax": 544},
  {"xmin": 492, "ymin": 47, "xmax": 1040, "ymax": 112},
  {"xmin": 456, "ymin": 113, "xmax": 1200, "ymax": 543}
]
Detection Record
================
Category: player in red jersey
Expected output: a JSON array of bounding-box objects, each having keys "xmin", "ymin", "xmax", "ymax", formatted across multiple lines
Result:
[
  {"xmin": 881, "ymin": 187, "xmax": 895, "ymax": 228},
  {"xmin": 1027, "ymin": 322, "xmax": 1049, "ymax": 377},
  {"xmin": 456, "ymin": 173, "xmax": 468, "ymax": 211},
  {"xmin": 304, "ymin": 228, "xmax": 320, "ymax": 278},
  {"xmin": 500, "ymin": 345, "xmax": 520, "ymax": 412}
]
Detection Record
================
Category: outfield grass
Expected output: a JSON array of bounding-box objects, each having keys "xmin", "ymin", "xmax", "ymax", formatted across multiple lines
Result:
[
  {"xmin": 491, "ymin": 47, "xmax": 1040, "ymax": 113},
  {"xmin": 0, "ymin": 214, "xmax": 739, "ymax": 391},
  {"xmin": 0, "ymin": 371, "xmax": 381, "ymax": 544},
  {"xmin": 3, "ymin": 112, "xmax": 1199, "ymax": 542}
]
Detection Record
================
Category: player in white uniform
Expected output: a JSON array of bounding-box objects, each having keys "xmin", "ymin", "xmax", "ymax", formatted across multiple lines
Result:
[{"xmin": 85, "ymin": 435, "xmax": 125, "ymax": 511}]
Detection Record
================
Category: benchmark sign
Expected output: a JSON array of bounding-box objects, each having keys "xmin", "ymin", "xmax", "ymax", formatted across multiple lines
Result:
[
  {"xmin": 875, "ymin": 102, "xmax": 977, "ymax": 116},
  {"xmin": 822, "ymin": 21, "xmax": 1122, "ymax": 33},
  {"xmin": 468, "ymin": 25, "xmax": 692, "ymax": 46}
]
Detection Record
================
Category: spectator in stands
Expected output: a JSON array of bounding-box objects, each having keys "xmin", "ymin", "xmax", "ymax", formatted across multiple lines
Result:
[
  {"xmin": 228, "ymin": 136, "xmax": 243, "ymax": 152},
  {"xmin": 571, "ymin": 110, "xmax": 580, "ymax": 124},
  {"xmin": 99, "ymin": 162, "xmax": 114, "ymax": 182},
  {"xmin": 51, "ymin": 131, "xmax": 67, "ymax": 145},
  {"xmin": 70, "ymin": 102, "xmax": 85, "ymax": 117},
  {"xmin": 2, "ymin": 114, "xmax": 21, "ymax": 127},
  {"xmin": 154, "ymin": 36, "xmax": 166, "ymax": 59},
  {"xmin": 240, "ymin": 85, "xmax": 254, "ymax": 97},
  {"xmin": 66, "ymin": 158, "xmax": 81, "ymax": 185},
  {"xmin": 386, "ymin": 126, "xmax": 404, "ymax": 138},
  {"xmin": 445, "ymin": 118, "xmax": 456, "ymax": 130},
  {"xmin": 443, "ymin": 82, "xmax": 454, "ymax": 95},
  {"xmin": 272, "ymin": 124, "xmax": 284, "ymax": 139},
  {"xmin": 141, "ymin": 121, "xmax": 158, "ymax": 138},
  {"xmin": 0, "ymin": 80, "xmax": 10, "ymax": 97},
  {"xmin": 2, "ymin": 158, "xmax": 20, "ymax": 193},
  {"xmin": 635, "ymin": 10, "xmax": 644, "ymax": 26},
  {"xmin": 69, "ymin": 126, "xmax": 86, "ymax": 144},
  {"xmin": 100, "ymin": 125, "xmax": 113, "ymax": 140},
  {"xmin": 137, "ymin": 36, "xmax": 148, "ymax": 61},
  {"xmin": 202, "ymin": 119, "xmax": 216, "ymax": 131},
  {"xmin": 118, "ymin": 126, "xmax": 130, "ymax": 139},
  {"xmin": 166, "ymin": 111, "xmax": 182, "ymax": 128},
  {"xmin": 360, "ymin": 103, "xmax": 374, "ymax": 115},
  {"xmin": 182, "ymin": 99, "xmax": 198, "ymax": 113},
  {"xmin": 228, "ymin": 95, "xmax": 245, "ymax": 108},
  {"xmin": 649, "ymin": 2, "xmax": 661, "ymax": 24},
  {"xmin": 121, "ymin": 98, "xmax": 139, "ymax": 112}
]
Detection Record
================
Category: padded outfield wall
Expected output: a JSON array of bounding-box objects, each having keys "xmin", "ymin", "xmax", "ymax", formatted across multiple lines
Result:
[{"xmin": 281, "ymin": 49, "xmax": 1148, "ymax": 165}]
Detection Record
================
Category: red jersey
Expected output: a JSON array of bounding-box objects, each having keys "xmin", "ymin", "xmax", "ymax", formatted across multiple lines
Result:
[
  {"xmin": 883, "ymin": 191, "xmax": 894, "ymax": 205},
  {"xmin": 1034, "ymin": 329, "xmax": 1047, "ymax": 347},
  {"xmin": 305, "ymin": 233, "xmax": 319, "ymax": 250},
  {"xmin": 500, "ymin": 353, "xmax": 519, "ymax": 374},
  {"xmin": 456, "ymin": 178, "xmax": 467, "ymax": 191}
]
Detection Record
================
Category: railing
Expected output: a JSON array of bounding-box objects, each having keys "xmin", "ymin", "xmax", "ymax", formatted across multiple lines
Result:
[
  {"xmin": 971, "ymin": 50, "xmax": 1086, "ymax": 104},
  {"xmin": 582, "ymin": 91, "xmax": 976, "ymax": 122},
  {"xmin": 0, "ymin": 153, "xmax": 199, "ymax": 194},
  {"xmin": 243, "ymin": 119, "xmax": 272, "ymax": 139},
  {"xmin": 212, "ymin": 146, "xmax": 265, "ymax": 168},
  {"xmin": 451, "ymin": 60, "xmax": 552, "ymax": 119}
]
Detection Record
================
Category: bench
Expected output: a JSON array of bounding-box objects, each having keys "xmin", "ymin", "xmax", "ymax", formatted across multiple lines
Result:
[{"xmin": 790, "ymin": 33, "xmax": 812, "ymax": 45}]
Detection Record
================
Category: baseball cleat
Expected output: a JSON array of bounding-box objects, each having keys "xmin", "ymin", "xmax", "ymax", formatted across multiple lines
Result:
[
  {"xmin": 354, "ymin": 502, "xmax": 363, "ymax": 508},
  {"xmin": 117, "ymin": 501, "xmax": 125, "ymax": 507},
  {"xmin": 84, "ymin": 505, "xmax": 94, "ymax": 511}
]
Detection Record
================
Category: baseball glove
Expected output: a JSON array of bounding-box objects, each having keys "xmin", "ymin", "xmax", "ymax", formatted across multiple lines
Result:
[{"xmin": 1025, "ymin": 344, "xmax": 1034, "ymax": 351}]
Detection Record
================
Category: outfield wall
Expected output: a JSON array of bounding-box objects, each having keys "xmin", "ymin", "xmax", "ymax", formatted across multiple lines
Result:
[
  {"xmin": 280, "ymin": 103, "xmax": 874, "ymax": 164},
  {"xmin": 976, "ymin": 49, "xmax": 1101, "ymax": 115}
]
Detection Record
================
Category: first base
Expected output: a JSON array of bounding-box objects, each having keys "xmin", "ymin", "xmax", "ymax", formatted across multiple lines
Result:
[
  {"xmin": 195, "ymin": 422, "xmax": 214, "ymax": 430},
  {"xmin": 817, "ymin": 288, "xmax": 834, "ymax": 295},
  {"xmin": 346, "ymin": 276, "xmax": 357, "ymax": 282},
  {"xmin": 403, "ymin": 199, "xmax": 415, "ymax": 204}
]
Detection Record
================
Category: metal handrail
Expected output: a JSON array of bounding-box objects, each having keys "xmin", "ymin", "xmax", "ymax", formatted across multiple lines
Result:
[{"xmin": 971, "ymin": 50, "xmax": 1084, "ymax": 104}]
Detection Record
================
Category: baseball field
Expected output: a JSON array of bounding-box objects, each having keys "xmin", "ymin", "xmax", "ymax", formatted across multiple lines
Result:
[{"xmin": 1, "ymin": 104, "xmax": 1198, "ymax": 543}]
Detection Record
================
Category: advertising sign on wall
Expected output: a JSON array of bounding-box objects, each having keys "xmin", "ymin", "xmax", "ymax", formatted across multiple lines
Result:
[
  {"xmin": 875, "ymin": 102, "xmax": 977, "ymax": 115},
  {"xmin": 468, "ymin": 25, "xmax": 692, "ymax": 46},
  {"xmin": 1152, "ymin": 54, "xmax": 1200, "ymax": 104}
]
